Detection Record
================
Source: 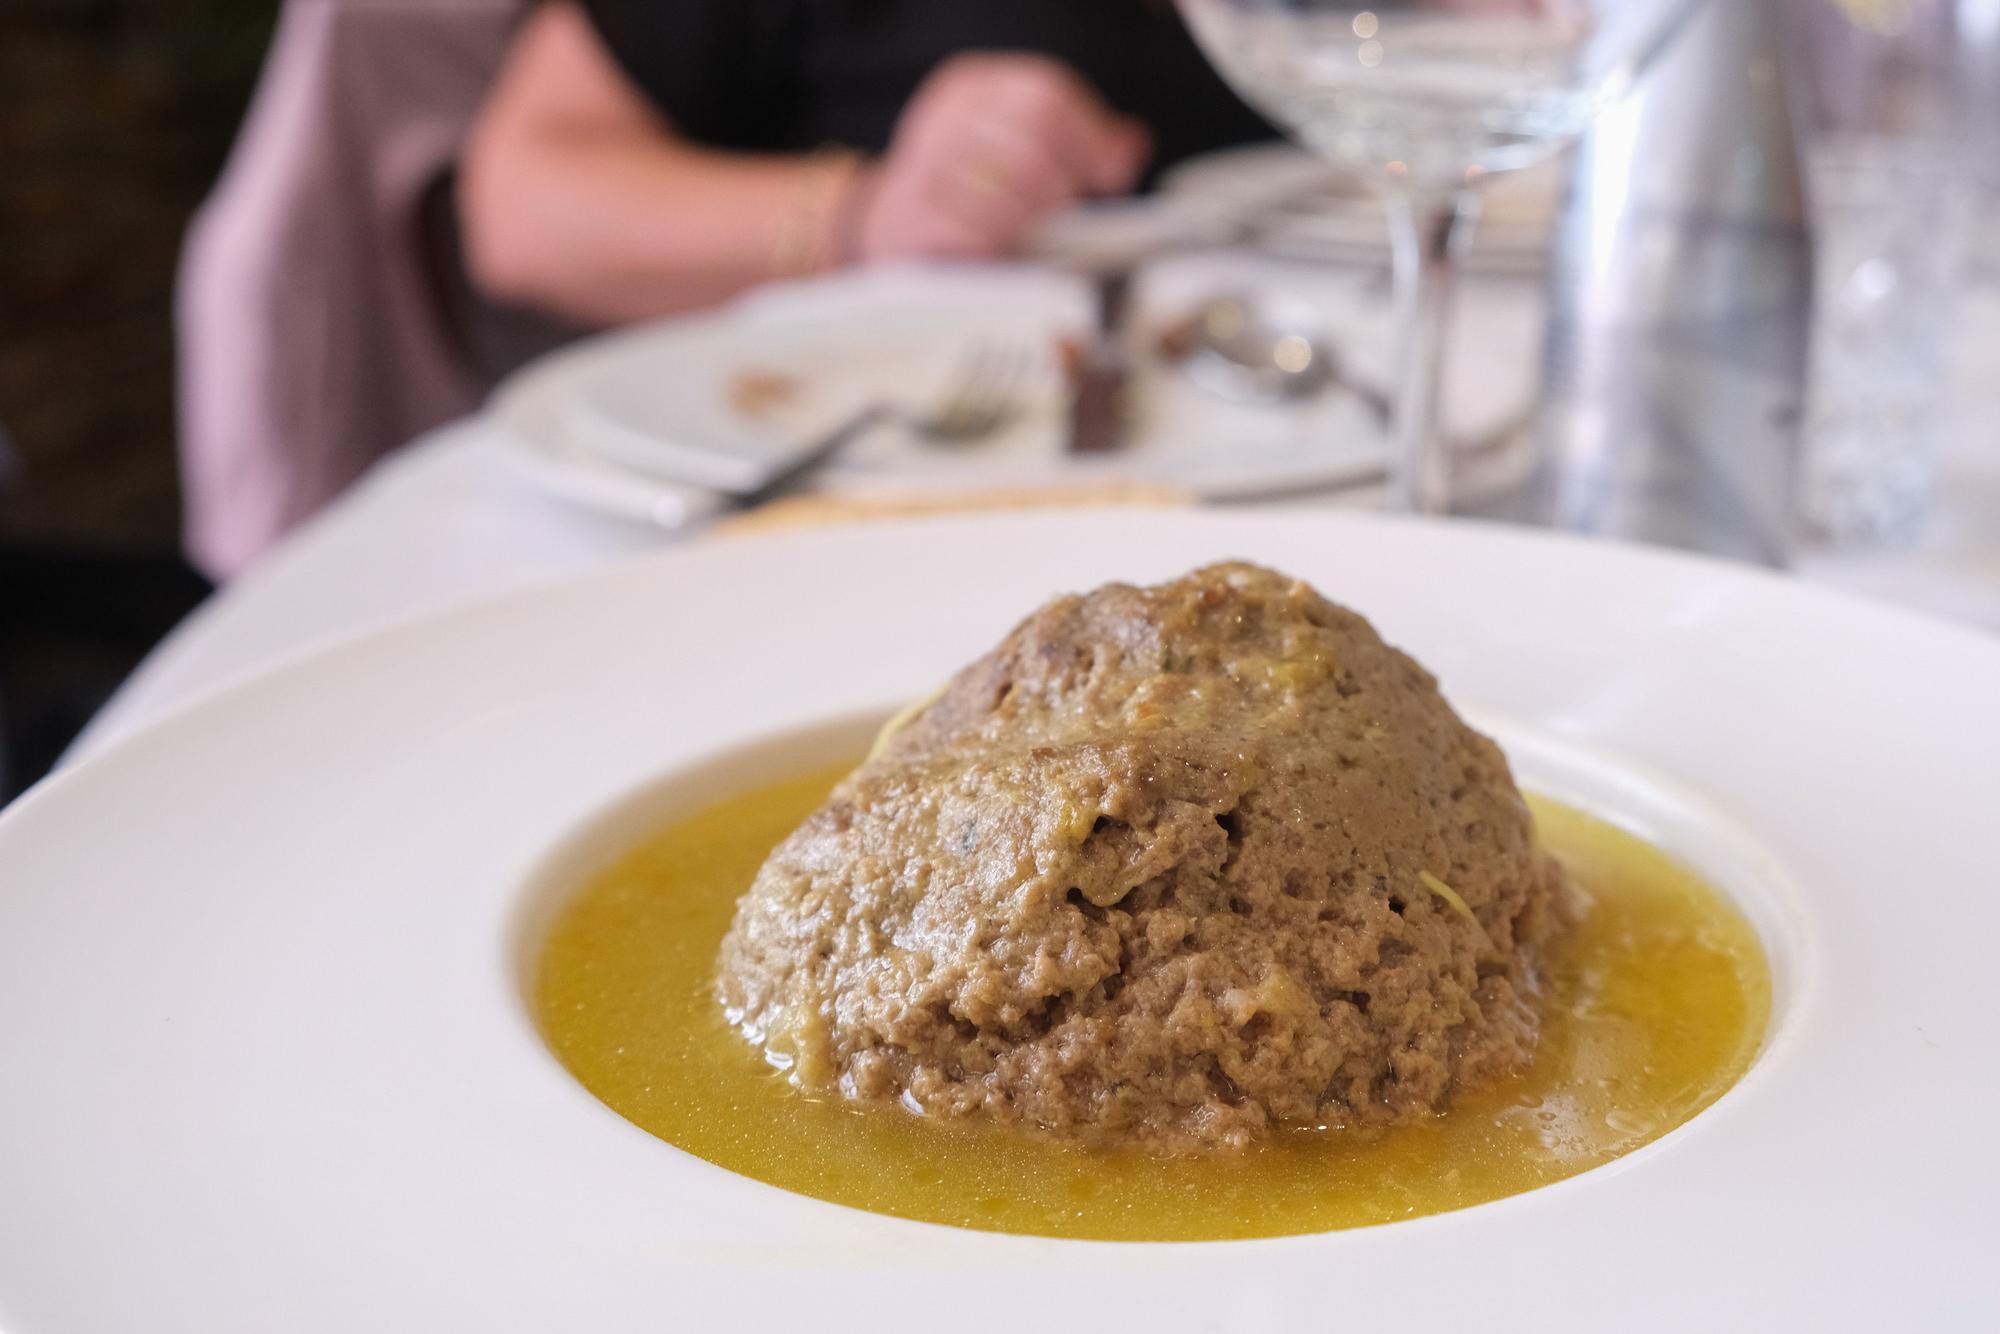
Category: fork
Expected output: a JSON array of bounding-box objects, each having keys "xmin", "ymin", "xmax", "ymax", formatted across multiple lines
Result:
[
  {"xmin": 915, "ymin": 342, "xmax": 1033, "ymax": 446},
  {"xmin": 731, "ymin": 342, "xmax": 1030, "ymax": 508}
]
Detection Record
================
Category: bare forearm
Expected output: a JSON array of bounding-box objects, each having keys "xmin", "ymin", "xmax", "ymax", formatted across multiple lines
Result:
[
  {"xmin": 456, "ymin": 0, "xmax": 862, "ymax": 326},
  {"xmin": 457, "ymin": 2, "xmax": 1146, "ymax": 328},
  {"xmin": 461, "ymin": 126, "xmax": 839, "ymax": 325}
]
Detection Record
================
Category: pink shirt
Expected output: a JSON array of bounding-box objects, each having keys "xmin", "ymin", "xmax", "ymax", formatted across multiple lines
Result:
[{"xmin": 178, "ymin": 0, "xmax": 522, "ymax": 577}]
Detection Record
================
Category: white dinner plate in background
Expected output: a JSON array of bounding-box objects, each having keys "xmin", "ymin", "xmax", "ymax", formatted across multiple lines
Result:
[
  {"xmin": 490, "ymin": 260, "xmax": 1545, "ymax": 526},
  {"xmin": 1157, "ymin": 141, "xmax": 1565, "ymax": 272}
]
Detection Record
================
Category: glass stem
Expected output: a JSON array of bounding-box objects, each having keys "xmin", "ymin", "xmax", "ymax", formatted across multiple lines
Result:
[{"xmin": 1384, "ymin": 190, "xmax": 1480, "ymax": 515}]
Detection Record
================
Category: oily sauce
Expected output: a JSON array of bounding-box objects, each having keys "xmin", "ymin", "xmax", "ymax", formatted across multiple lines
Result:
[{"xmin": 535, "ymin": 761, "xmax": 1770, "ymax": 1241}]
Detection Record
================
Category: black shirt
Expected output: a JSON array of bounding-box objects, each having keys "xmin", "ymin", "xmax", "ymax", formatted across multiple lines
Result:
[{"xmin": 578, "ymin": 0, "xmax": 1274, "ymax": 178}]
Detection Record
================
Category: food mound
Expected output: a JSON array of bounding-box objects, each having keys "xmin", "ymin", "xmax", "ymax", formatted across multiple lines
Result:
[{"xmin": 717, "ymin": 563, "xmax": 1573, "ymax": 1151}]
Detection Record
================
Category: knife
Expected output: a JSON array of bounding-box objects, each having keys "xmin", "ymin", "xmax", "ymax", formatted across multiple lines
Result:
[{"xmin": 1065, "ymin": 266, "xmax": 1135, "ymax": 455}]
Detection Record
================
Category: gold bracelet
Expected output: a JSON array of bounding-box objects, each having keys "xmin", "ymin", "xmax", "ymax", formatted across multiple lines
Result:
[{"xmin": 772, "ymin": 145, "xmax": 864, "ymax": 280}]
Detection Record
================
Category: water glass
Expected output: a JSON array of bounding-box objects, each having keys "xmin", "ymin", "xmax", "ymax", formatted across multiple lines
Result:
[
  {"xmin": 1785, "ymin": 0, "xmax": 1990, "ymax": 545},
  {"xmin": 1176, "ymin": 0, "xmax": 1704, "ymax": 515}
]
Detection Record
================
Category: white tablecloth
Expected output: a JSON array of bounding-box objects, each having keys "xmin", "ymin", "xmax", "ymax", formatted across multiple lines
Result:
[{"xmin": 66, "ymin": 280, "xmax": 2000, "ymax": 765}]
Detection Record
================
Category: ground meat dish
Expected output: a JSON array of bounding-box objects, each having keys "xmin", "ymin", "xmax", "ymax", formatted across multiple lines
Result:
[{"xmin": 717, "ymin": 563, "xmax": 1573, "ymax": 1151}]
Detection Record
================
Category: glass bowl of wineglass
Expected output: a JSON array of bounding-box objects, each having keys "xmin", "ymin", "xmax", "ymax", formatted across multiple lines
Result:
[{"xmin": 1176, "ymin": 0, "xmax": 1707, "ymax": 513}]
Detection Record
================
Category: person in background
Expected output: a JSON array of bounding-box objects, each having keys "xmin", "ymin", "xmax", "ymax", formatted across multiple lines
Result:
[
  {"xmin": 177, "ymin": 0, "xmax": 1274, "ymax": 578},
  {"xmin": 457, "ymin": 0, "xmax": 1275, "ymax": 327}
]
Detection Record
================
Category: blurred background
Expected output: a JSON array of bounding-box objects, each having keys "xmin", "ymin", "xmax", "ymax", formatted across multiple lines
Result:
[
  {"xmin": 5, "ymin": 0, "xmax": 1997, "ymax": 804},
  {"xmin": 2, "ymin": 0, "xmax": 271, "ymax": 795}
]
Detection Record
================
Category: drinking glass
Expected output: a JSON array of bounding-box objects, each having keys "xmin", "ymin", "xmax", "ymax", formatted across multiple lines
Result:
[
  {"xmin": 1782, "ymin": 0, "xmax": 1993, "ymax": 546},
  {"xmin": 1176, "ymin": 0, "xmax": 1706, "ymax": 512}
]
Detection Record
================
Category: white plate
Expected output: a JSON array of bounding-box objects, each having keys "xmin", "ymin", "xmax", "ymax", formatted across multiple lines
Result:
[
  {"xmin": 493, "ymin": 265, "xmax": 1396, "ymax": 520},
  {"xmin": 1158, "ymin": 142, "xmax": 1564, "ymax": 273},
  {"xmin": 3, "ymin": 512, "xmax": 1994, "ymax": 1331},
  {"xmin": 493, "ymin": 261, "xmax": 1544, "ymax": 526}
]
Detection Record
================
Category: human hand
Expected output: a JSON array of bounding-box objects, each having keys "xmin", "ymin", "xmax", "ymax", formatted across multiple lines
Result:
[{"xmin": 848, "ymin": 53, "xmax": 1151, "ymax": 262}]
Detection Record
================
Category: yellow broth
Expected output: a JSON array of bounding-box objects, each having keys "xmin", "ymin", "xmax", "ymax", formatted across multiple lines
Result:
[{"xmin": 535, "ymin": 761, "xmax": 1770, "ymax": 1241}]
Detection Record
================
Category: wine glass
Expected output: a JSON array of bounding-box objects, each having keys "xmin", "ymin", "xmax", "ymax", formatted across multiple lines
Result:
[{"xmin": 1176, "ymin": 0, "xmax": 1706, "ymax": 513}]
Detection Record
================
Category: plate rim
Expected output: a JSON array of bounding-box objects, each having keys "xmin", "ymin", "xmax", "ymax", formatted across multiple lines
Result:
[{"xmin": 22, "ymin": 508, "xmax": 1997, "ymax": 821}]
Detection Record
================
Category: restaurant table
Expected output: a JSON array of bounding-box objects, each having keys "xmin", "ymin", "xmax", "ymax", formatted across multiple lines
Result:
[{"xmin": 64, "ymin": 270, "xmax": 2000, "ymax": 767}]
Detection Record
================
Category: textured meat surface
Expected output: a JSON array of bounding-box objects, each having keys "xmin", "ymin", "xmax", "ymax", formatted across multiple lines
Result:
[{"xmin": 716, "ymin": 562, "xmax": 1572, "ymax": 1151}]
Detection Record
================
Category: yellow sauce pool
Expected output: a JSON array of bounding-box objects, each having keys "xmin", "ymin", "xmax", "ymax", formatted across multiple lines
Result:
[{"xmin": 535, "ymin": 761, "xmax": 1770, "ymax": 1241}]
